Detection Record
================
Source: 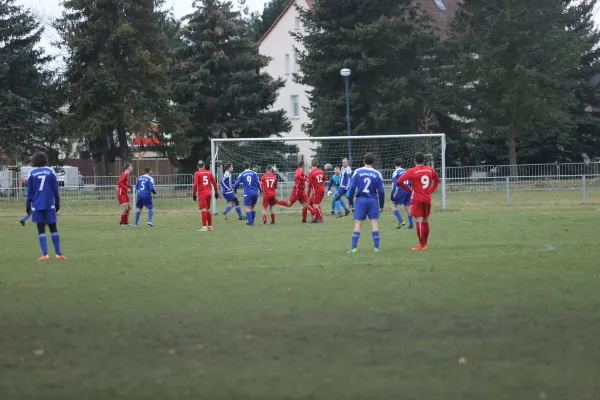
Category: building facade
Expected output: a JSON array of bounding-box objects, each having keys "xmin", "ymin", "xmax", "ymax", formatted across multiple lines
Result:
[{"xmin": 258, "ymin": 0, "xmax": 459, "ymax": 160}]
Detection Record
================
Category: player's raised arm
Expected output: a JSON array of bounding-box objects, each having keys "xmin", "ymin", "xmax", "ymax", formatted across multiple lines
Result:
[
  {"xmin": 397, "ymin": 170, "xmax": 413, "ymax": 192},
  {"xmin": 430, "ymin": 169, "xmax": 441, "ymax": 194}
]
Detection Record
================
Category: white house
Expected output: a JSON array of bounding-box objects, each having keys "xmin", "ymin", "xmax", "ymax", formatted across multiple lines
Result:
[
  {"xmin": 258, "ymin": 0, "xmax": 314, "ymax": 160},
  {"xmin": 257, "ymin": 0, "xmax": 459, "ymax": 161}
]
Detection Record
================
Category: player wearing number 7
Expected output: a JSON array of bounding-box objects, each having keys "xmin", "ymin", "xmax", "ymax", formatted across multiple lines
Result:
[
  {"xmin": 192, "ymin": 160, "xmax": 219, "ymax": 232},
  {"xmin": 347, "ymin": 152, "xmax": 385, "ymax": 253},
  {"xmin": 260, "ymin": 165, "xmax": 278, "ymax": 224},
  {"xmin": 396, "ymin": 152, "xmax": 440, "ymax": 250}
]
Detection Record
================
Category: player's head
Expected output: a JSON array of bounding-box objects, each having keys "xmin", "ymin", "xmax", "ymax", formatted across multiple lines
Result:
[
  {"xmin": 197, "ymin": 160, "xmax": 205, "ymax": 170},
  {"xmin": 342, "ymin": 158, "xmax": 348, "ymax": 168},
  {"xmin": 298, "ymin": 160, "xmax": 304, "ymax": 168},
  {"xmin": 124, "ymin": 162, "xmax": 132, "ymax": 173},
  {"xmin": 334, "ymin": 166, "xmax": 340, "ymax": 175},
  {"xmin": 414, "ymin": 152, "xmax": 425, "ymax": 166},
  {"xmin": 266, "ymin": 165, "xmax": 273, "ymax": 173},
  {"xmin": 244, "ymin": 162, "xmax": 251, "ymax": 170},
  {"xmin": 311, "ymin": 159, "xmax": 318, "ymax": 168},
  {"xmin": 394, "ymin": 158, "xmax": 403, "ymax": 168},
  {"xmin": 144, "ymin": 166, "xmax": 151, "ymax": 175},
  {"xmin": 32, "ymin": 152, "xmax": 48, "ymax": 168},
  {"xmin": 363, "ymin": 152, "xmax": 375, "ymax": 166},
  {"xmin": 225, "ymin": 163, "xmax": 233, "ymax": 172}
]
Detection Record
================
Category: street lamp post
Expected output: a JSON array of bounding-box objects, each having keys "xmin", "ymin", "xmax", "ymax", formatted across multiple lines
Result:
[{"xmin": 340, "ymin": 68, "xmax": 352, "ymax": 166}]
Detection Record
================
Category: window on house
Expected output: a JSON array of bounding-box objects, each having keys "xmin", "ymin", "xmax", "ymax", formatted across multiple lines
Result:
[
  {"xmin": 294, "ymin": 17, "xmax": 300, "ymax": 29},
  {"xmin": 433, "ymin": 0, "xmax": 447, "ymax": 10},
  {"xmin": 290, "ymin": 95, "xmax": 300, "ymax": 118},
  {"xmin": 285, "ymin": 54, "xmax": 290, "ymax": 74},
  {"xmin": 293, "ymin": 56, "xmax": 300, "ymax": 73}
]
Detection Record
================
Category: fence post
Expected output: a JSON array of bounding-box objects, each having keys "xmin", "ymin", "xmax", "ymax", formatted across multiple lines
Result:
[
  {"xmin": 505, "ymin": 176, "xmax": 510, "ymax": 206},
  {"xmin": 583, "ymin": 175, "xmax": 587, "ymax": 205}
]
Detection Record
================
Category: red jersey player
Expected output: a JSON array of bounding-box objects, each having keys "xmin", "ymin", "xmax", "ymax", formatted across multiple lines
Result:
[
  {"xmin": 192, "ymin": 160, "xmax": 219, "ymax": 231},
  {"xmin": 276, "ymin": 160, "xmax": 315, "ymax": 223},
  {"xmin": 260, "ymin": 165, "xmax": 278, "ymax": 225},
  {"xmin": 396, "ymin": 152, "xmax": 440, "ymax": 250},
  {"xmin": 307, "ymin": 159, "xmax": 326, "ymax": 223},
  {"xmin": 117, "ymin": 163, "xmax": 133, "ymax": 226}
]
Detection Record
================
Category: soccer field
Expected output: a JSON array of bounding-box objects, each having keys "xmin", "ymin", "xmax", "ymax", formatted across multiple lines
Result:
[{"xmin": 1, "ymin": 198, "xmax": 599, "ymax": 399}]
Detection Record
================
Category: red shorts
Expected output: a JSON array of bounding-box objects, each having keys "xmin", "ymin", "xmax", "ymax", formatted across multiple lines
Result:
[
  {"xmin": 262, "ymin": 195, "xmax": 277, "ymax": 208},
  {"xmin": 289, "ymin": 189, "xmax": 308, "ymax": 205},
  {"xmin": 198, "ymin": 195, "xmax": 211, "ymax": 209},
  {"xmin": 118, "ymin": 194, "xmax": 130, "ymax": 205},
  {"xmin": 310, "ymin": 191, "xmax": 324, "ymax": 206},
  {"xmin": 410, "ymin": 200, "xmax": 431, "ymax": 218}
]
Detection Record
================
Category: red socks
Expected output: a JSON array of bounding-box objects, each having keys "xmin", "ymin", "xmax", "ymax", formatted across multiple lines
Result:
[
  {"xmin": 201, "ymin": 211, "xmax": 207, "ymax": 227},
  {"xmin": 423, "ymin": 222, "xmax": 430, "ymax": 244},
  {"xmin": 276, "ymin": 200, "xmax": 289, "ymax": 206},
  {"xmin": 207, "ymin": 212, "xmax": 212, "ymax": 227},
  {"xmin": 120, "ymin": 214, "xmax": 126, "ymax": 224},
  {"xmin": 271, "ymin": 213, "xmax": 275, "ymax": 223},
  {"xmin": 301, "ymin": 207, "xmax": 308, "ymax": 221},
  {"xmin": 262, "ymin": 214, "xmax": 267, "ymax": 224},
  {"xmin": 416, "ymin": 222, "xmax": 430, "ymax": 246}
]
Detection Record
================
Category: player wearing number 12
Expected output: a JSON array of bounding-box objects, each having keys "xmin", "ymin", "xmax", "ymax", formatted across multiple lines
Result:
[
  {"xmin": 234, "ymin": 162, "xmax": 263, "ymax": 226},
  {"xmin": 25, "ymin": 152, "xmax": 65, "ymax": 260},
  {"xmin": 192, "ymin": 161, "xmax": 219, "ymax": 231},
  {"xmin": 307, "ymin": 159, "xmax": 326, "ymax": 223},
  {"xmin": 396, "ymin": 152, "xmax": 440, "ymax": 250},
  {"xmin": 347, "ymin": 153, "xmax": 385, "ymax": 253},
  {"xmin": 260, "ymin": 165, "xmax": 278, "ymax": 225},
  {"xmin": 276, "ymin": 161, "xmax": 315, "ymax": 223},
  {"xmin": 134, "ymin": 166, "xmax": 157, "ymax": 227}
]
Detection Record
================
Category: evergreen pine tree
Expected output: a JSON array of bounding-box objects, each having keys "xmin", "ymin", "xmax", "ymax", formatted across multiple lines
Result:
[
  {"xmin": 249, "ymin": 0, "xmax": 289, "ymax": 41},
  {"xmin": 172, "ymin": 0, "xmax": 293, "ymax": 172}
]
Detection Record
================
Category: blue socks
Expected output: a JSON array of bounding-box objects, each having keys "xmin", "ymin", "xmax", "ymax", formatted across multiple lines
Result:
[
  {"xmin": 372, "ymin": 231, "xmax": 380, "ymax": 249},
  {"xmin": 351, "ymin": 231, "xmax": 360, "ymax": 249},
  {"xmin": 335, "ymin": 201, "xmax": 341, "ymax": 214},
  {"xmin": 393, "ymin": 209, "xmax": 403, "ymax": 223},
  {"xmin": 223, "ymin": 205, "xmax": 232, "ymax": 215},
  {"xmin": 148, "ymin": 209, "xmax": 154, "ymax": 223},
  {"xmin": 51, "ymin": 232, "xmax": 62, "ymax": 255},
  {"xmin": 246, "ymin": 211, "xmax": 253, "ymax": 225},
  {"xmin": 408, "ymin": 214, "xmax": 414, "ymax": 227},
  {"xmin": 135, "ymin": 211, "xmax": 141, "ymax": 225},
  {"xmin": 22, "ymin": 212, "xmax": 31, "ymax": 222},
  {"xmin": 251, "ymin": 211, "xmax": 256, "ymax": 222},
  {"xmin": 235, "ymin": 206, "xmax": 242, "ymax": 218},
  {"xmin": 340, "ymin": 199, "xmax": 348, "ymax": 211},
  {"xmin": 38, "ymin": 233, "xmax": 48, "ymax": 256}
]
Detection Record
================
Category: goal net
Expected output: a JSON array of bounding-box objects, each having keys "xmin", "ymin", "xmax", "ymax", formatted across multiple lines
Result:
[{"xmin": 210, "ymin": 134, "xmax": 446, "ymax": 214}]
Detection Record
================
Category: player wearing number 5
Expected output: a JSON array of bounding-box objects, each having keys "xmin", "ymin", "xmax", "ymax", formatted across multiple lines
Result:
[
  {"xmin": 396, "ymin": 152, "xmax": 440, "ymax": 250},
  {"xmin": 260, "ymin": 165, "xmax": 278, "ymax": 225},
  {"xmin": 307, "ymin": 159, "xmax": 326, "ymax": 223},
  {"xmin": 347, "ymin": 153, "xmax": 385, "ymax": 253},
  {"xmin": 134, "ymin": 166, "xmax": 157, "ymax": 227},
  {"xmin": 234, "ymin": 162, "xmax": 263, "ymax": 226},
  {"xmin": 26, "ymin": 152, "xmax": 65, "ymax": 260},
  {"xmin": 192, "ymin": 160, "xmax": 219, "ymax": 232}
]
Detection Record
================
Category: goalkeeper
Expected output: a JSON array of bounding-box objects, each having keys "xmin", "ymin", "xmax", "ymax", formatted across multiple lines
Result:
[{"xmin": 327, "ymin": 167, "xmax": 349, "ymax": 217}]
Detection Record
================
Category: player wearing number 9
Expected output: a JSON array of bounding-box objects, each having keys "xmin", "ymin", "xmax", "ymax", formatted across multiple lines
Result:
[
  {"xmin": 346, "ymin": 152, "xmax": 385, "ymax": 253},
  {"xmin": 396, "ymin": 152, "xmax": 441, "ymax": 250},
  {"xmin": 234, "ymin": 162, "xmax": 263, "ymax": 226},
  {"xmin": 25, "ymin": 152, "xmax": 65, "ymax": 260}
]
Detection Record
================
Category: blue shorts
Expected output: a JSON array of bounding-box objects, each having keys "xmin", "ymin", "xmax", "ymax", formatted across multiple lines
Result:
[
  {"xmin": 392, "ymin": 192, "xmax": 411, "ymax": 206},
  {"xmin": 223, "ymin": 192, "xmax": 238, "ymax": 203},
  {"xmin": 243, "ymin": 194, "xmax": 258, "ymax": 207},
  {"xmin": 353, "ymin": 197, "xmax": 380, "ymax": 220},
  {"xmin": 136, "ymin": 195, "xmax": 153, "ymax": 209},
  {"xmin": 334, "ymin": 187, "xmax": 348, "ymax": 199},
  {"xmin": 32, "ymin": 209, "xmax": 57, "ymax": 224}
]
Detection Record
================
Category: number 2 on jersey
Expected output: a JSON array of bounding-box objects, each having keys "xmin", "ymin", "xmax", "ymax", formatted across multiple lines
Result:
[
  {"xmin": 421, "ymin": 175, "xmax": 430, "ymax": 189},
  {"xmin": 362, "ymin": 177, "xmax": 371, "ymax": 193}
]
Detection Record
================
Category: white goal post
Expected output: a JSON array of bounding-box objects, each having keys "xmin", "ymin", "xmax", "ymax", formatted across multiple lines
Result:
[{"xmin": 210, "ymin": 134, "xmax": 446, "ymax": 214}]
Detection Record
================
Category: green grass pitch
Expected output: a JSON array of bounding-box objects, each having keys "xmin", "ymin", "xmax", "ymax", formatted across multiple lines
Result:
[{"xmin": 1, "ymin": 195, "xmax": 600, "ymax": 399}]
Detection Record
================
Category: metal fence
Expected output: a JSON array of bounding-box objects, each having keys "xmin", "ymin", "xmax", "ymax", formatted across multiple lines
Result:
[{"xmin": 2, "ymin": 162, "xmax": 600, "ymax": 207}]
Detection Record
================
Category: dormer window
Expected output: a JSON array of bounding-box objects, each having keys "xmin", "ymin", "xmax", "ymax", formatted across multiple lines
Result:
[{"xmin": 433, "ymin": 0, "xmax": 446, "ymax": 10}]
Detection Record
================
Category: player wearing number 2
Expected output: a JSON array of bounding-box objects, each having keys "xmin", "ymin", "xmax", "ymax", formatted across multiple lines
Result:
[
  {"xmin": 396, "ymin": 152, "xmax": 440, "ymax": 250},
  {"xmin": 307, "ymin": 159, "xmax": 326, "ymax": 223},
  {"xmin": 234, "ymin": 162, "xmax": 263, "ymax": 226},
  {"xmin": 192, "ymin": 161, "xmax": 219, "ymax": 232},
  {"xmin": 347, "ymin": 152, "xmax": 385, "ymax": 253},
  {"xmin": 260, "ymin": 165, "xmax": 278, "ymax": 225}
]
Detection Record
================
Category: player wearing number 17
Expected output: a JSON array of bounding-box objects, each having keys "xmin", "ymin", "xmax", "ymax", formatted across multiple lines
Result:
[
  {"xmin": 347, "ymin": 152, "xmax": 385, "ymax": 253},
  {"xmin": 260, "ymin": 165, "xmax": 278, "ymax": 225},
  {"xmin": 192, "ymin": 161, "xmax": 219, "ymax": 231},
  {"xmin": 396, "ymin": 152, "xmax": 440, "ymax": 250},
  {"xmin": 25, "ymin": 152, "xmax": 66, "ymax": 260}
]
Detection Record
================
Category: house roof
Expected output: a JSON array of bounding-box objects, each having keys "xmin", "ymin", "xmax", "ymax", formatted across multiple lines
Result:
[{"xmin": 257, "ymin": 0, "xmax": 458, "ymax": 46}]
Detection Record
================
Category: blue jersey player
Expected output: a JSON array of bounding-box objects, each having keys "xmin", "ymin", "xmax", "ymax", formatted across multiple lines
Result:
[
  {"xmin": 134, "ymin": 166, "xmax": 157, "ymax": 227},
  {"xmin": 333, "ymin": 158, "xmax": 352, "ymax": 216},
  {"xmin": 347, "ymin": 152, "xmax": 385, "ymax": 253},
  {"xmin": 326, "ymin": 167, "xmax": 349, "ymax": 216},
  {"xmin": 220, "ymin": 164, "xmax": 245, "ymax": 220},
  {"xmin": 391, "ymin": 158, "xmax": 414, "ymax": 229},
  {"xmin": 234, "ymin": 162, "xmax": 262, "ymax": 226},
  {"xmin": 25, "ymin": 152, "xmax": 65, "ymax": 260}
]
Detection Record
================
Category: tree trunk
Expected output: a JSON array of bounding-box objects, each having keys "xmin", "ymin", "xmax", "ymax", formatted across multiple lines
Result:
[
  {"xmin": 116, "ymin": 120, "xmax": 130, "ymax": 164},
  {"xmin": 507, "ymin": 134, "xmax": 518, "ymax": 176}
]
